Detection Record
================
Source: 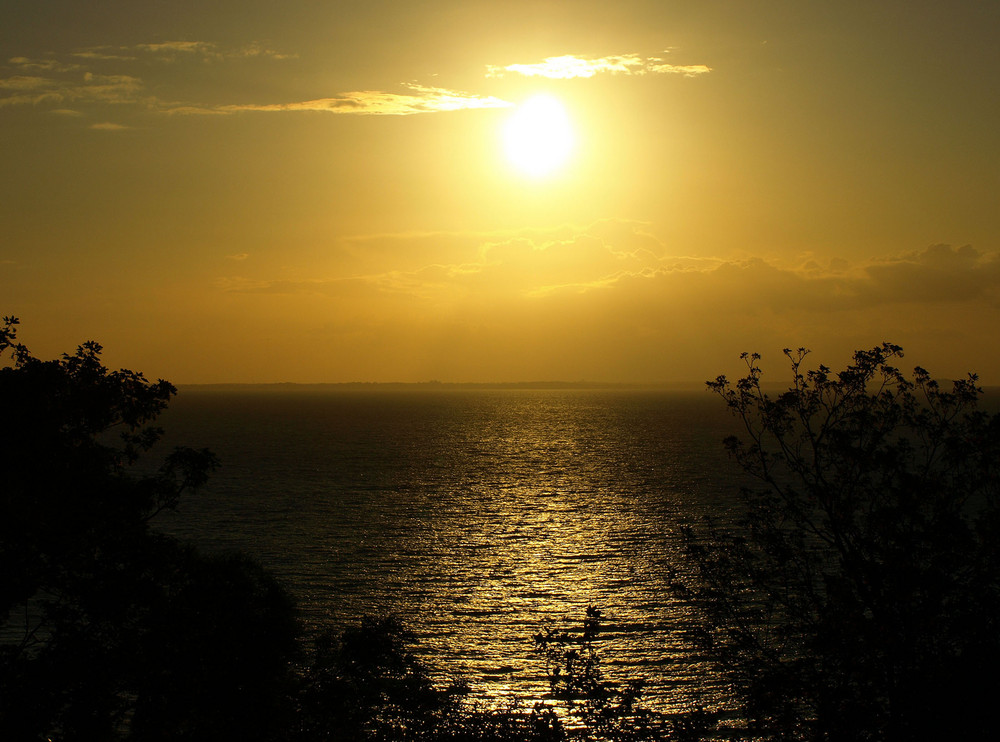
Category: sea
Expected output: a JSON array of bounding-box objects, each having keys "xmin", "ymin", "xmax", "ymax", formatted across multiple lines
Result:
[{"xmin": 151, "ymin": 386, "xmax": 751, "ymax": 713}]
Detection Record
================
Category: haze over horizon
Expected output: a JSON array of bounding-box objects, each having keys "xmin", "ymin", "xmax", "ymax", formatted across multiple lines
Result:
[{"xmin": 3, "ymin": 1, "xmax": 998, "ymax": 384}]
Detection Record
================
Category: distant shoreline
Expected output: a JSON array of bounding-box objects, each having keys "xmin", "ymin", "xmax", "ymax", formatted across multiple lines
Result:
[
  {"xmin": 176, "ymin": 381, "xmax": 710, "ymax": 393},
  {"xmin": 176, "ymin": 381, "xmax": 1000, "ymax": 396}
]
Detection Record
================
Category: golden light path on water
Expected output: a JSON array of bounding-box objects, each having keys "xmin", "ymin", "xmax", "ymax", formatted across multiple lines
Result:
[{"xmin": 154, "ymin": 389, "xmax": 745, "ymax": 715}]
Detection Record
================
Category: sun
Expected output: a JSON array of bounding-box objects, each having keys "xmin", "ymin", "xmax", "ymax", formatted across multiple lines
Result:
[{"xmin": 502, "ymin": 95, "xmax": 575, "ymax": 178}]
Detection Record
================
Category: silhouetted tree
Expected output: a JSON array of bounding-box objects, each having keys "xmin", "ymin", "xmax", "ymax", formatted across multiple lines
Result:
[
  {"xmin": 534, "ymin": 606, "xmax": 714, "ymax": 741},
  {"xmin": 678, "ymin": 344, "xmax": 1000, "ymax": 740},
  {"xmin": 296, "ymin": 615, "xmax": 567, "ymax": 742},
  {"xmin": 0, "ymin": 317, "xmax": 299, "ymax": 740},
  {"xmin": 296, "ymin": 615, "xmax": 448, "ymax": 741}
]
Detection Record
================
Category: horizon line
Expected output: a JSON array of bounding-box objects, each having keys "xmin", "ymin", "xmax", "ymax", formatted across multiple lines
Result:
[{"xmin": 176, "ymin": 380, "xmax": 711, "ymax": 391}]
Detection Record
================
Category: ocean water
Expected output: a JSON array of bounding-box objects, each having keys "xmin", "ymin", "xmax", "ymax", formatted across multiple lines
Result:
[{"xmin": 152, "ymin": 388, "xmax": 749, "ymax": 710}]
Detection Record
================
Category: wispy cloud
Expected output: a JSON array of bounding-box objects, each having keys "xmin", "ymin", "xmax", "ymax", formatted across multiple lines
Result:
[
  {"xmin": 73, "ymin": 41, "xmax": 294, "ymax": 63},
  {"xmin": 212, "ymin": 226, "xmax": 1000, "ymax": 380},
  {"xmin": 0, "ymin": 71, "xmax": 143, "ymax": 108},
  {"xmin": 8, "ymin": 56, "xmax": 80, "ymax": 73},
  {"xmin": 208, "ymin": 84, "xmax": 512, "ymax": 116},
  {"xmin": 1, "ymin": 41, "xmax": 291, "ymax": 111},
  {"xmin": 70, "ymin": 49, "xmax": 138, "ymax": 62},
  {"xmin": 219, "ymin": 225, "xmax": 1000, "ymax": 320},
  {"xmin": 90, "ymin": 121, "xmax": 129, "ymax": 130},
  {"xmin": 3, "ymin": 44, "xmax": 701, "ymax": 121},
  {"xmin": 486, "ymin": 53, "xmax": 711, "ymax": 79},
  {"xmin": 3, "ymin": 46, "xmax": 506, "ymax": 119},
  {"xmin": 135, "ymin": 41, "xmax": 217, "ymax": 56},
  {"xmin": 0, "ymin": 74, "xmax": 62, "ymax": 107},
  {"xmin": 861, "ymin": 243, "xmax": 1000, "ymax": 304}
]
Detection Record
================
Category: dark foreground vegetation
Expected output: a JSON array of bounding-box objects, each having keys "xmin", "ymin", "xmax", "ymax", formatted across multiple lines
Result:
[{"xmin": 2, "ymin": 315, "xmax": 998, "ymax": 741}]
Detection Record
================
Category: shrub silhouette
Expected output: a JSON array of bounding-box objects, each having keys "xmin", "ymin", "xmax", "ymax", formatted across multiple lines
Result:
[
  {"xmin": 295, "ymin": 614, "xmax": 569, "ymax": 742},
  {"xmin": 0, "ymin": 317, "xmax": 298, "ymax": 740},
  {"xmin": 533, "ymin": 606, "xmax": 714, "ymax": 741},
  {"xmin": 677, "ymin": 344, "xmax": 1000, "ymax": 740}
]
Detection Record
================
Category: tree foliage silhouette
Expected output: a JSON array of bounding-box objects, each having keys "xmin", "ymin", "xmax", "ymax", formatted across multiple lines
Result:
[
  {"xmin": 0, "ymin": 317, "xmax": 298, "ymax": 740},
  {"xmin": 680, "ymin": 344, "xmax": 1000, "ymax": 740},
  {"xmin": 295, "ymin": 614, "xmax": 573, "ymax": 742},
  {"xmin": 533, "ymin": 606, "xmax": 713, "ymax": 741}
]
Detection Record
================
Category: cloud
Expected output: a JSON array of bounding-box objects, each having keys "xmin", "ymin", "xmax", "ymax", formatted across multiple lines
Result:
[
  {"xmin": 70, "ymin": 49, "xmax": 137, "ymax": 62},
  {"xmin": 0, "ymin": 75, "xmax": 55, "ymax": 91},
  {"xmin": 231, "ymin": 42, "xmax": 296, "ymax": 61},
  {"xmin": 137, "ymin": 41, "xmax": 213, "ymax": 54},
  {"xmin": 0, "ymin": 69, "xmax": 144, "ymax": 108},
  {"xmin": 3, "ymin": 43, "xmax": 695, "ymax": 121},
  {"xmin": 215, "ymin": 275, "xmax": 376, "ymax": 299},
  {"xmin": 3, "ymin": 45, "xmax": 508, "ymax": 117},
  {"xmin": 2, "ymin": 41, "xmax": 293, "ymax": 112},
  {"xmin": 605, "ymin": 244, "xmax": 1000, "ymax": 314},
  {"xmin": 218, "ymin": 221, "xmax": 706, "ymax": 305},
  {"xmin": 8, "ymin": 56, "xmax": 80, "ymax": 73},
  {"xmin": 862, "ymin": 244, "xmax": 1000, "ymax": 304},
  {"xmin": 79, "ymin": 73, "xmax": 143, "ymax": 101},
  {"xmin": 647, "ymin": 62, "xmax": 713, "ymax": 77},
  {"xmin": 0, "ymin": 74, "xmax": 60, "ymax": 105},
  {"xmin": 135, "ymin": 40, "xmax": 219, "ymax": 59},
  {"xmin": 212, "ymin": 230, "xmax": 1000, "ymax": 382},
  {"xmin": 75, "ymin": 41, "xmax": 294, "ymax": 63},
  {"xmin": 210, "ymin": 84, "xmax": 512, "ymax": 116},
  {"xmin": 219, "ymin": 226, "xmax": 1000, "ymax": 321},
  {"xmin": 90, "ymin": 121, "xmax": 129, "ymax": 130},
  {"xmin": 486, "ymin": 53, "xmax": 711, "ymax": 79}
]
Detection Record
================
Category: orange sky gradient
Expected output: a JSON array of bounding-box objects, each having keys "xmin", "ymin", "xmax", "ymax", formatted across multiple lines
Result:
[{"xmin": 3, "ymin": 1, "xmax": 999, "ymax": 383}]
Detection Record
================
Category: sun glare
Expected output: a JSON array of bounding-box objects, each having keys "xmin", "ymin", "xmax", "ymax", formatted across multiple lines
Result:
[{"xmin": 502, "ymin": 95, "xmax": 575, "ymax": 178}]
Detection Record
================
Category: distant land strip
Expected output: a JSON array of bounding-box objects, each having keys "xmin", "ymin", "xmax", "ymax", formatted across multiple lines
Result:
[
  {"xmin": 176, "ymin": 381, "xmax": 1000, "ymax": 397},
  {"xmin": 176, "ymin": 381, "xmax": 709, "ymax": 393}
]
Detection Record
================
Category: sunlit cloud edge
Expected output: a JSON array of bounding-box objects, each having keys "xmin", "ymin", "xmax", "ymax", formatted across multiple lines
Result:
[
  {"xmin": 486, "ymin": 53, "xmax": 712, "ymax": 80},
  {"xmin": 216, "ymin": 220, "xmax": 1000, "ymax": 314}
]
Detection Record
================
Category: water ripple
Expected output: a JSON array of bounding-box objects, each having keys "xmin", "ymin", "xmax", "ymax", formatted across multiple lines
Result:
[{"xmin": 154, "ymin": 389, "xmax": 746, "ymax": 711}]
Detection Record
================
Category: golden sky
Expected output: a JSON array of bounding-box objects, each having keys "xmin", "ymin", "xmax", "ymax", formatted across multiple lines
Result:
[{"xmin": 2, "ymin": 1, "xmax": 999, "ymax": 383}]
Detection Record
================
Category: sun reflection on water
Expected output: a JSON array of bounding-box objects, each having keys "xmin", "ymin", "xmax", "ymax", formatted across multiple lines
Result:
[{"xmin": 155, "ymin": 390, "xmax": 744, "ymax": 714}]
